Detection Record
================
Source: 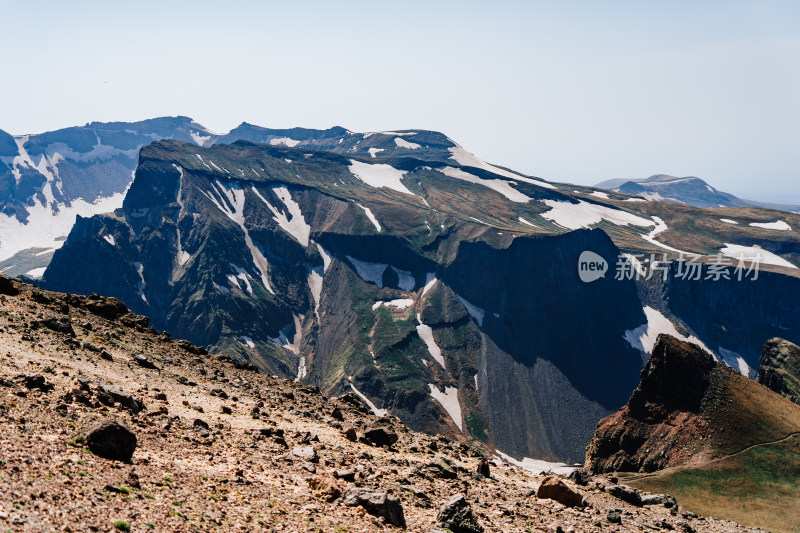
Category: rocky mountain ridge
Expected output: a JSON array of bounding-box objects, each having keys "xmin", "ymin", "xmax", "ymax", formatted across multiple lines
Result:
[
  {"xmin": 595, "ymin": 174, "xmax": 800, "ymax": 212},
  {"xmin": 39, "ymin": 137, "xmax": 800, "ymax": 466}
]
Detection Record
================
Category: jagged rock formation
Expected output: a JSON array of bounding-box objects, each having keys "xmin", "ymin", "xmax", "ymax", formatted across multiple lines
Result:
[
  {"xmin": 586, "ymin": 334, "xmax": 800, "ymax": 473},
  {"xmin": 758, "ymin": 337, "xmax": 800, "ymax": 405}
]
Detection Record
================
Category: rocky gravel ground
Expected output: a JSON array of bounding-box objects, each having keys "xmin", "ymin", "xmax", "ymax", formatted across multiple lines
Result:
[{"xmin": 0, "ymin": 276, "xmax": 765, "ymax": 532}]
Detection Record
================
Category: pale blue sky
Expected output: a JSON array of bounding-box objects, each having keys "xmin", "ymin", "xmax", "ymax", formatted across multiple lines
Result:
[{"xmin": 2, "ymin": 1, "xmax": 798, "ymax": 202}]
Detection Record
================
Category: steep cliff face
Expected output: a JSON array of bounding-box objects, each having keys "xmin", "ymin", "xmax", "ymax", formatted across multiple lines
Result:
[
  {"xmin": 758, "ymin": 337, "xmax": 800, "ymax": 405},
  {"xmin": 665, "ymin": 268, "xmax": 800, "ymax": 377},
  {"xmin": 41, "ymin": 138, "xmax": 800, "ymax": 464}
]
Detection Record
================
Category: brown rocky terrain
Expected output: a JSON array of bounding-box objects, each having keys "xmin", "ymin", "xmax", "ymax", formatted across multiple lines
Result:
[
  {"xmin": 586, "ymin": 334, "xmax": 800, "ymax": 474},
  {"xmin": 0, "ymin": 276, "xmax": 757, "ymax": 532},
  {"xmin": 585, "ymin": 334, "xmax": 800, "ymax": 532}
]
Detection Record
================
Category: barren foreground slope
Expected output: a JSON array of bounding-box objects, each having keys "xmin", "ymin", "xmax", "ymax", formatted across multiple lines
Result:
[{"xmin": 0, "ymin": 276, "xmax": 755, "ymax": 532}]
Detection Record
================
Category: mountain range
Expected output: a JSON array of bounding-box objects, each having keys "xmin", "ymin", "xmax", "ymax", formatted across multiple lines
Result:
[
  {"xmin": 10, "ymin": 118, "xmax": 794, "ymax": 468},
  {"xmin": 596, "ymin": 174, "xmax": 800, "ymax": 212}
]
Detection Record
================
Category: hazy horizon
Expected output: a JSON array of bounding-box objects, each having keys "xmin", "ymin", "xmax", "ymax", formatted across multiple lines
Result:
[{"xmin": 2, "ymin": 0, "xmax": 798, "ymax": 203}]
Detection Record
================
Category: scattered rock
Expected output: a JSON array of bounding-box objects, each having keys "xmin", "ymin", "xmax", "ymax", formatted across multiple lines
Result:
[
  {"xmin": 85, "ymin": 419, "xmax": 137, "ymax": 462},
  {"xmin": 176, "ymin": 339, "xmax": 208, "ymax": 355},
  {"xmin": 23, "ymin": 374, "xmax": 54, "ymax": 392},
  {"xmin": 333, "ymin": 469, "xmax": 356, "ymax": 482},
  {"xmin": 98, "ymin": 385, "xmax": 143, "ymax": 413},
  {"xmin": 292, "ymin": 446, "xmax": 318, "ymax": 463},
  {"xmin": 607, "ymin": 484, "xmax": 643, "ymax": 506},
  {"xmin": 37, "ymin": 317, "xmax": 75, "ymax": 336},
  {"xmin": 427, "ymin": 454, "xmax": 459, "ymax": 479},
  {"xmin": 476, "ymin": 458, "xmax": 491, "ymax": 478},
  {"xmin": 0, "ymin": 275, "xmax": 19, "ymax": 295},
  {"xmin": 437, "ymin": 493, "xmax": 484, "ymax": 533},
  {"xmin": 641, "ymin": 493, "xmax": 677, "ymax": 508},
  {"xmin": 134, "ymin": 355, "xmax": 158, "ymax": 370},
  {"xmin": 567, "ymin": 468, "xmax": 592, "ymax": 486},
  {"xmin": 343, "ymin": 427, "xmax": 358, "ymax": 442},
  {"xmin": 362, "ymin": 425, "xmax": 398, "ymax": 447},
  {"xmin": 100, "ymin": 349, "xmax": 114, "ymax": 361},
  {"xmin": 342, "ymin": 488, "xmax": 406, "ymax": 528},
  {"xmin": 307, "ymin": 474, "xmax": 341, "ymax": 502},
  {"xmin": 86, "ymin": 298, "xmax": 129, "ymax": 320},
  {"xmin": 607, "ymin": 508, "xmax": 622, "ymax": 524},
  {"xmin": 536, "ymin": 476, "xmax": 585, "ymax": 508}
]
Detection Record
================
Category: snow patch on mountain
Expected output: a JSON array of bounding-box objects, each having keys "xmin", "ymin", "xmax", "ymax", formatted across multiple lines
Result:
[
  {"xmin": 749, "ymin": 220, "xmax": 791, "ymax": 231},
  {"xmin": 447, "ymin": 146, "xmax": 554, "ymax": 189},
  {"xmin": 269, "ymin": 137, "xmax": 301, "ymax": 148},
  {"xmin": 640, "ymin": 216, "xmax": 692, "ymax": 254},
  {"xmin": 394, "ymin": 137, "xmax": 421, "ymax": 149},
  {"xmin": 348, "ymin": 160, "xmax": 415, "ymax": 196},
  {"xmin": 494, "ymin": 450, "xmax": 576, "ymax": 475},
  {"xmin": 25, "ymin": 267, "xmax": 46, "ymax": 279},
  {"xmin": 439, "ymin": 166, "xmax": 531, "ymax": 203},
  {"xmin": 316, "ymin": 243, "xmax": 332, "ymax": 272},
  {"xmin": 428, "ymin": 385, "xmax": 462, "ymax": 431},
  {"xmin": 308, "ymin": 265, "xmax": 324, "ymax": 320},
  {"xmin": 720, "ymin": 244, "xmax": 797, "ymax": 269},
  {"xmin": 103, "ymin": 234, "xmax": 116, "ymax": 246},
  {"xmin": 391, "ymin": 266, "xmax": 415, "ymax": 291},
  {"xmin": 346, "ymin": 256, "xmax": 387, "ymax": 288},
  {"xmin": 252, "ymin": 186, "xmax": 310, "ymax": 247},
  {"xmin": 720, "ymin": 218, "xmax": 739, "ymax": 225},
  {"xmin": 348, "ymin": 380, "xmax": 387, "ymax": 417},
  {"xmin": 0, "ymin": 190, "xmax": 127, "ymax": 261},
  {"xmin": 358, "ymin": 204, "xmax": 381, "ymax": 232},
  {"xmin": 367, "ymin": 147, "xmax": 385, "ymax": 158},
  {"xmin": 269, "ymin": 315, "xmax": 302, "ymax": 354},
  {"xmin": 133, "ymin": 262, "xmax": 147, "ymax": 303},
  {"xmin": 229, "ymin": 264, "xmax": 254, "ymax": 295},
  {"xmin": 373, "ymin": 299, "xmax": 414, "ymax": 310},
  {"xmin": 421, "ymin": 273, "xmax": 437, "ymax": 297},
  {"xmin": 541, "ymin": 200, "xmax": 653, "ymax": 230},
  {"xmin": 623, "ymin": 306, "xmax": 712, "ymax": 355},
  {"xmin": 456, "ymin": 294, "xmax": 485, "ymax": 326},
  {"xmin": 190, "ymin": 131, "xmax": 212, "ymax": 147},
  {"xmin": 416, "ymin": 312, "xmax": 445, "ymax": 368},
  {"xmin": 718, "ymin": 346, "xmax": 753, "ymax": 377}
]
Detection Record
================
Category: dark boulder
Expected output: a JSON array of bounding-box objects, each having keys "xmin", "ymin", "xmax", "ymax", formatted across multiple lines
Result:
[
  {"xmin": 85, "ymin": 419, "xmax": 137, "ymax": 462},
  {"xmin": 23, "ymin": 374, "xmax": 54, "ymax": 392},
  {"xmin": 37, "ymin": 317, "xmax": 75, "ymax": 336},
  {"xmin": 342, "ymin": 488, "xmax": 406, "ymax": 528},
  {"xmin": 362, "ymin": 425, "xmax": 398, "ymax": 447},
  {"xmin": 0, "ymin": 275, "xmax": 19, "ymax": 295},
  {"xmin": 86, "ymin": 298, "xmax": 129, "ymax": 320},
  {"xmin": 134, "ymin": 355, "xmax": 158, "ymax": 370},
  {"xmin": 97, "ymin": 385, "xmax": 143, "ymax": 413},
  {"xmin": 437, "ymin": 493, "xmax": 484, "ymax": 533}
]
